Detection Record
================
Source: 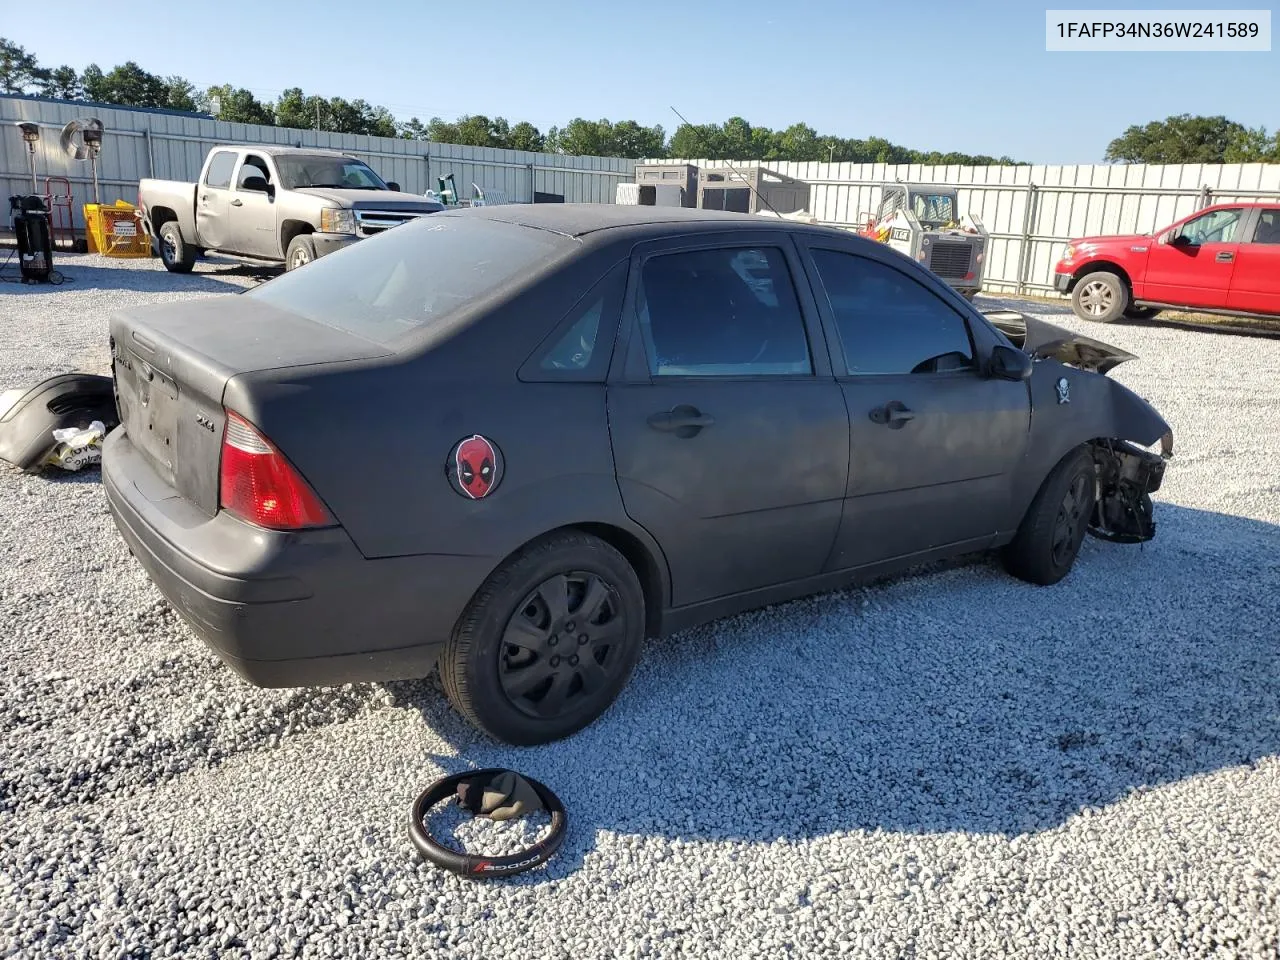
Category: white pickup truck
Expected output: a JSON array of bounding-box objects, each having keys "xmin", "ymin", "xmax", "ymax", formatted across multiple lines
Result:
[{"xmin": 137, "ymin": 145, "xmax": 443, "ymax": 272}]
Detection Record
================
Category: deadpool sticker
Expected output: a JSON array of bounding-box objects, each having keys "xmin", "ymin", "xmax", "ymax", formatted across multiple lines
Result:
[{"xmin": 446, "ymin": 434, "xmax": 504, "ymax": 500}]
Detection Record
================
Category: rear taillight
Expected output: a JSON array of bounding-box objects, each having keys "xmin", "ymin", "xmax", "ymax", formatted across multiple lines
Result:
[{"xmin": 219, "ymin": 411, "xmax": 333, "ymax": 530}]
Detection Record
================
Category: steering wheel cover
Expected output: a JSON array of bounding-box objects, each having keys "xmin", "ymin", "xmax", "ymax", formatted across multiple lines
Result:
[{"xmin": 408, "ymin": 768, "xmax": 567, "ymax": 879}]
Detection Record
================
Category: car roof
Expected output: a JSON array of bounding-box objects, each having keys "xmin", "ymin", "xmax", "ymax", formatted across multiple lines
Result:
[
  {"xmin": 433, "ymin": 202, "xmax": 855, "ymax": 242},
  {"xmin": 210, "ymin": 144, "xmax": 356, "ymax": 159}
]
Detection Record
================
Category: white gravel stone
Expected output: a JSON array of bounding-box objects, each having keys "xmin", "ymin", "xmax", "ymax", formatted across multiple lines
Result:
[{"xmin": 1, "ymin": 256, "xmax": 1278, "ymax": 958}]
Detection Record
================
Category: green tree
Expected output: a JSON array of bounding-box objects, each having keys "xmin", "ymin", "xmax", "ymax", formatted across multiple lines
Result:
[
  {"xmin": 39, "ymin": 65, "xmax": 81, "ymax": 100},
  {"xmin": 398, "ymin": 116, "xmax": 428, "ymax": 140},
  {"xmin": 1225, "ymin": 125, "xmax": 1280, "ymax": 163},
  {"xmin": 607, "ymin": 119, "xmax": 665, "ymax": 159},
  {"xmin": 1104, "ymin": 114, "xmax": 1247, "ymax": 163},
  {"xmin": 88, "ymin": 61, "xmax": 169, "ymax": 108},
  {"xmin": 507, "ymin": 121, "xmax": 544, "ymax": 152},
  {"xmin": 0, "ymin": 37, "xmax": 47, "ymax": 94},
  {"xmin": 80, "ymin": 63, "xmax": 106, "ymax": 101},
  {"xmin": 163, "ymin": 76, "xmax": 198, "ymax": 112},
  {"xmin": 201, "ymin": 84, "xmax": 275, "ymax": 125}
]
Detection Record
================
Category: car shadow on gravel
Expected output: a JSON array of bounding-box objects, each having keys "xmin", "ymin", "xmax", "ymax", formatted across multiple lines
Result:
[
  {"xmin": 387, "ymin": 502, "xmax": 1279, "ymax": 874},
  {"xmin": 0, "ymin": 262, "xmax": 267, "ymax": 296}
]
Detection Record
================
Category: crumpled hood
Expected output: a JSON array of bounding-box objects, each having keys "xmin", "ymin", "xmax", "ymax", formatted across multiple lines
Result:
[
  {"xmin": 983, "ymin": 311, "xmax": 1137, "ymax": 376},
  {"xmin": 292, "ymin": 187, "xmax": 444, "ymax": 212}
]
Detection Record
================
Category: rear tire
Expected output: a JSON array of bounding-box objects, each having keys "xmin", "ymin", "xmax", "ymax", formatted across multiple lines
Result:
[
  {"xmin": 1071, "ymin": 271, "xmax": 1127, "ymax": 323},
  {"xmin": 158, "ymin": 222, "xmax": 196, "ymax": 274},
  {"xmin": 441, "ymin": 531, "xmax": 646, "ymax": 745},
  {"xmin": 286, "ymin": 234, "xmax": 317, "ymax": 271},
  {"xmin": 1003, "ymin": 447, "xmax": 1097, "ymax": 586}
]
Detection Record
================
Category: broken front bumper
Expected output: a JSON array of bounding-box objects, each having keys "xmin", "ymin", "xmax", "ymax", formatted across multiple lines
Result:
[{"xmin": 1089, "ymin": 439, "xmax": 1169, "ymax": 544}]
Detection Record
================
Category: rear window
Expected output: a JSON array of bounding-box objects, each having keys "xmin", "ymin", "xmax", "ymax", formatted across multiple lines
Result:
[{"xmin": 245, "ymin": 216, "xmax": 570, "ymax": 347}]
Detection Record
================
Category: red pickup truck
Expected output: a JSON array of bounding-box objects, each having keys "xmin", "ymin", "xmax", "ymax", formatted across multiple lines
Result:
[{"xmin": 1053, "ymin": 202, "xmax": 1280, "ymax": 323}]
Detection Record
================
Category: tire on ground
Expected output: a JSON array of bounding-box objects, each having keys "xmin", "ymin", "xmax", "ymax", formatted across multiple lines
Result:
[
  {"xmin": 286, "ymin": 234, "xmax": 317, "ymax": 271},
  {"xmin": 1070, "ymin": 270, "xmax": 1128, "ymax": 323},
  {"xmin": 1003, "ymin": 446, "xmax": 1098, "ymax": 586},
  {"xmin": 158, "ymin": 221, "xmax": 196, "ymax": 274},
  {"xmin": 440, "ymin": 530, "xmax": 646, "ymax": 745}
]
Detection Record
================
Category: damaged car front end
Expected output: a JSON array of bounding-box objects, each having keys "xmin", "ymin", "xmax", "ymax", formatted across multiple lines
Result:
[{"xmin": 985, "ymin": 309, "xmax": 1173, "ymax": 545}]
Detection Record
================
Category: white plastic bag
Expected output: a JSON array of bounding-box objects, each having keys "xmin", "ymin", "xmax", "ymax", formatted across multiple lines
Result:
[{"xmin": 46, "ymin": 420, "xmax": 107, "ymax": 471}]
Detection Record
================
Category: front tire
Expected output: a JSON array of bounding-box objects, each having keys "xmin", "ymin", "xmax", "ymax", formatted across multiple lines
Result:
[
  {"xmin": 285, "ymin": 234, "xmax": 317, "ymax": 271},
  {"xmin": 441, "ymin": 532, "xmax": 646, "ymax": 745},
  {"xmin": 1003, "ymin": 447, "xmax": 1097, "ymax": 586},
  {"xmin": 158, "ymin": 222, "xmax": 196, "ymax": 273},
  {"xmin": 1071, "ymin": 271, "xmax": 1128, "ymax": 323}
]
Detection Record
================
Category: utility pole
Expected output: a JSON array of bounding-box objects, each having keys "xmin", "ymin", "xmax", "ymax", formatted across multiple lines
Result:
[{"xmin": 315, "ymin": 101, "xmax": 321, "ymax": 131}]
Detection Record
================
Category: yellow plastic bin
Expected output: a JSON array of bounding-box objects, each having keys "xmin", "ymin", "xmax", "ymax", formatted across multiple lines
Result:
[{"xmin": 84, "ymin": 201, "xmax": 152, "ymax": 258}]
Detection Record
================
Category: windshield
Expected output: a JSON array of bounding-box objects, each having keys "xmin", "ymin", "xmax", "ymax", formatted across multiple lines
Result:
[
  {"xmin": 910, "ymin": 193, "xmax": 957, "ymax": 227},
  {"xmin": 276, "ymin": 156, "xmax": 388, "ymax": 190},
  {"xmin": 244, "ymin": 216, "xmax": 571, "ymax": 347}
]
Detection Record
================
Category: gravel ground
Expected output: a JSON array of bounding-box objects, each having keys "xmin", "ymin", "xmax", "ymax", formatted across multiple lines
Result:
[{"xmin": 2, "ymin": 253, "xmax": 1278, "ymax": 959}]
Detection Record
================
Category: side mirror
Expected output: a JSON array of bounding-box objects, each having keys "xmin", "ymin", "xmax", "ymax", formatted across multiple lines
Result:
[
  {"xmin": 988, "ymin": 344, "xmax": 1033, "ymax": 382},
  {"xmin": 242, "ymin": 175, "xmax": 269, "ymax": 193},
  {"xmin": 385, "ymin": 181, "xmax": 401, "ymax": 192},
  {"xmin": 1169, "ymin": 232, "xmax": 1192, "ymax": 247}
]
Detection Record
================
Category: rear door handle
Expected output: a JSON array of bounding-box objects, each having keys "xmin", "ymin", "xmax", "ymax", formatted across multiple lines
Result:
[
  {"xmin": 1215, "ymin": 251, "xmax": 1234, "ymax": 262},
  {"xmin": 229, "ymin": 198, "xmax": 243, "ymax": 207},
  {"xmin": 869, "ymin": 400, "xmax": 916, "ymax": 429},
  {"xmin": 648, "ymin": 405, "xmax": 715, "ymax": 436}
]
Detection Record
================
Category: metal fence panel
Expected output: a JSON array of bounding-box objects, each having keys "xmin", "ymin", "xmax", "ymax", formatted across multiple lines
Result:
[
  {"xmin": 1, "ymin": 94, "xmax": 635, "ymax": 228},
  {"xmin": 645, "ymin": 157, "xmax": 1280, "ymax": 293}
]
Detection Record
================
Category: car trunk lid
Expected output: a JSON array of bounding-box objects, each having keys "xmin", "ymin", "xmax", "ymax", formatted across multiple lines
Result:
[{"xmin": 108, "ymin": 296, "xmax": 392, "ymax": 516}]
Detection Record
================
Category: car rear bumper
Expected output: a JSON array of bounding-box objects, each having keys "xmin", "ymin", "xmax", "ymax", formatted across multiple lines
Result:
[{"xmin": 103, "ymin": 428, "xmax": 495, "ymax": 687}]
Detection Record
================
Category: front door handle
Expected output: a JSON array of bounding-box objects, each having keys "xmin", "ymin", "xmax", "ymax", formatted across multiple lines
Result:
[
  {"xmin": 869, "ymin": 400, "xmax": 916, "ymax": 429},
  {"xmin": 1215, "ymin": 250, "xmax": 1234, "ymax": 263},
  {"xmin": 648, "ymin": 404, "xmax": 715, "ymax": 437},
  {"xmin": 229, "ymin": 198, "xmax": 243, "ymax": 207}
]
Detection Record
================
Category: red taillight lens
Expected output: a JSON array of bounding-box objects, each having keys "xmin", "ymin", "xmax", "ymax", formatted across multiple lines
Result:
[{"xmin": 219, "ymin": 411, "xmax": 333, "ymax": 530}]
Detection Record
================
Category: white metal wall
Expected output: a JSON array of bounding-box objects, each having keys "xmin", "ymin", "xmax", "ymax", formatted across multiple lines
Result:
[
  {"xmin": 647, "ymin": 158, "xmax": 1280, "ymax": 294},
  {"xmin": 1, "ymin": 95, "xmax": 635, "ymax": 229}
]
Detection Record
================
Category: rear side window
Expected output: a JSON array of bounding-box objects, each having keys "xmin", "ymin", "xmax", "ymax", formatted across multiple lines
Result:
[
  {"xmin": 810, "ymin": 249, "xmax": 975, "ymax": 376},
  {"xmin": 1253, "ymin": 209, "xmax": 1280, "ymax": 244},
  {"xmin": 205, "ymin": 151, "xmax": 237, "ymax": 189},
  {"xmin": 637, "ymin": 246, "xmax": 812, "ymax": 377},
  {"xmin": 245, "ymin": 216, "xmax": 569, "ymax": 347}
]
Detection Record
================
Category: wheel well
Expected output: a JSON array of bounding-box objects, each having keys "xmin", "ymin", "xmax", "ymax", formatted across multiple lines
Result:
[
  {"xmin": 280, "ymin": 219, "xmax": 314, "ymax": 256},
  {"xmin": 1071, "ymin": 261, "xmax": 1131, "ymax": 295},
  {"xmin": 574, "ymin": 523, "xmax": 666, "ymax": 637},
  {"xmin": 149, "ymin": 206, "xmax": 177, "ymax": 230}
]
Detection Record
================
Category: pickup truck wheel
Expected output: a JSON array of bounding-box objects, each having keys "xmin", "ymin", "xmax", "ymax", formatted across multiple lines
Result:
[
  {"xmin": 286, "ymin": 235, "xmax": 317, "ymax": 271},
  {"xmin": 1071, "ymin": 271, "xmax": 1127, "ymax": 323},
  {"xmin": 158, "ymin": 222, "xmax": 196, "ymax": 274}
]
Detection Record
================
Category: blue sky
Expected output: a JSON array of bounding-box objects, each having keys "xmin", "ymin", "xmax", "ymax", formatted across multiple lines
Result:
[{"xmin": 6, "ymin": 0, "xmax": 1277, "ymax": 163}]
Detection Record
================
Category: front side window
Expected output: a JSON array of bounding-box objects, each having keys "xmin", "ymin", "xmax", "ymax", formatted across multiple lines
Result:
[
  {"xmin": 204, "ymin": 151, "xmax": 237, "ymax": 190},
  {"xmin": 275, "ymin": 156, "xmax": 387, "ymax": 190},
  {"xmin": 810, "ymin": 249, "xmax": 975, "ymax": 376},
  {"xmin": 1178, "ymin": 208, "xmax": 1243, "ymax": 245},
  {"xmin": 637, "ymin": 246, "xmax": 812, "ymax": 377}
]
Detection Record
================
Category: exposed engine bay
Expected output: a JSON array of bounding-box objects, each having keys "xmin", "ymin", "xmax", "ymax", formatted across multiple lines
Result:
[{"xmin": 1088, "ymin": 439, "xmax": 1165, "ymax": 543}]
